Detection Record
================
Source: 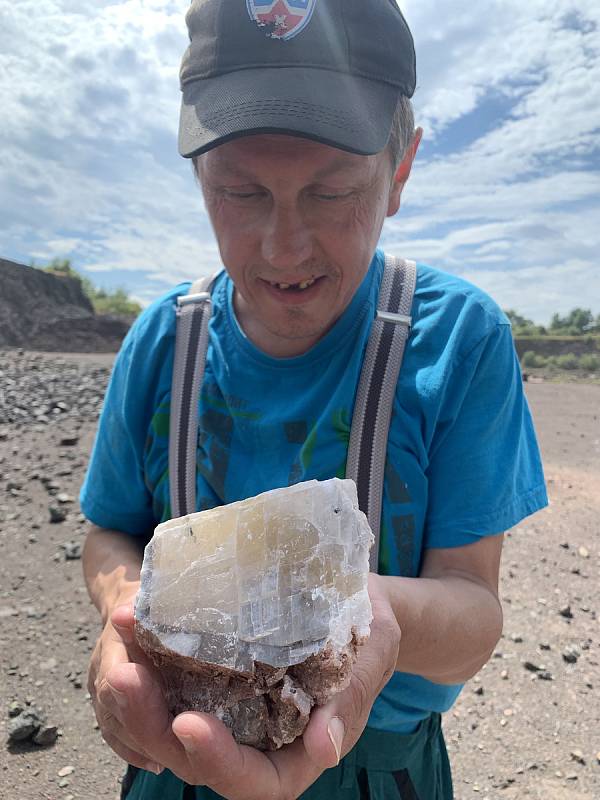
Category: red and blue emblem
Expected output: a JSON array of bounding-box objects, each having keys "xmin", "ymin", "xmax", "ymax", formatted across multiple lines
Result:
[{"xmin": 247, "ymin": 0, "xmax": 317, "ymax": 40}]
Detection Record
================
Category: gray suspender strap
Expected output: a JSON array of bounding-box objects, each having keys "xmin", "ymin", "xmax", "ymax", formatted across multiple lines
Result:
[
  {"xmin": 346, "ymin": 255, "xmax": 417, "ymax": 572},
  {"xmin": 168, "ymin": 254, "xmax": 417, "ymax": 573},
  {"xmin": 168, "ymin": 271, "xmax": 220, "ymax": 518}
]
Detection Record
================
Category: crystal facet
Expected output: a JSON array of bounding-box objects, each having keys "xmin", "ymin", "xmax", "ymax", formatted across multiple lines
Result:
[{"xmin": 134, "ymin": 478, "xmax": 373, "ymax": 749}]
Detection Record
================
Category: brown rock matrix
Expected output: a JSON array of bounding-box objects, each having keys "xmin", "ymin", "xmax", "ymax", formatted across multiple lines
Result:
[{"xmin": 134, "ymin": 478, "xmax": 373, "ymax": 750}]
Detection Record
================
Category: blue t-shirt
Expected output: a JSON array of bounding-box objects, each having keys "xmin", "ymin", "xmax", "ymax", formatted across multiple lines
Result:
[{"xmin": 80, "ymin": 249, "xmax": 547, "ymax": 733}]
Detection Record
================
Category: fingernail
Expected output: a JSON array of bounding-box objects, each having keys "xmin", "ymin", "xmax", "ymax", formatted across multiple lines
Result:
[
  {"xmin": 144, "ymin": 762, "xmax": 164, "ymax": 775},
  {"xmin": 327, "ymin": 717, "xmax": 345, "ymax": 765}
]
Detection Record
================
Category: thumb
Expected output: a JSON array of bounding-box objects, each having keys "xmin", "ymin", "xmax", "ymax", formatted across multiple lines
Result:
[
  {"xmin": 110, "ymin": 601, "xmax": 152, "ymax": 668},
  {"xmin": 302, "ymin": 702, "xmax": 349, "ymax": 771},
  {"xmin": 111, "ymin": 601, "xmax": 136, "ymax": 644}
]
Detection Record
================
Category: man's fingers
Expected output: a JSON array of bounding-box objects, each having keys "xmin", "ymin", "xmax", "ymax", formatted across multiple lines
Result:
[
  {"xmin": 111, "ymin": 602, "xmax": 135, "ymax": 640},
  {"xmin": 171, "ymin": 711, "xmax": 329, "ymax": 800},
  {"xmin": 303, "ymin": 591, "xmax": 402, "ymax": 772},
  {"xmin": 302, "ymin": 706, "xmax": 344, "ymax": 770},
  {"xmin": 265, "ymin": 733, "xmax": 325, "ymax": 795},
  {"xmin": 110, "ymin": 603, "xmax": 155, "ymax": 667},
  {"xmin": 97, "ymin": 705, "xmax": 156, "ymax": 764},
  {"xmin": 172, "ymin": 712, "xmax": 287, "ymax": 798},
  {"xmin": 172, "ymin": 712, "xmax": 246, "ymax": 787},
  {"xmin": 99, "ymin": 660, "xmax": 186, "ymax": 770},
  {"xmin": 102, "ymin": 729, "xmax": 164, "ymax": 775}
]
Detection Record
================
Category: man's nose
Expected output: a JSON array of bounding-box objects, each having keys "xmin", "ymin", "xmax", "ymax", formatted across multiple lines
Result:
[{"xmin": 260, "ymin": 203, "xmax": 313, "ymax": 269}]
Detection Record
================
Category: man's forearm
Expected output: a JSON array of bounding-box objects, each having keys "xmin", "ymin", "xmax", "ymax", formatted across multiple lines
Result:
[
  {"xmin": 82, "ymin": 524, "xmax": 146, "ymax": 624},
  {"xmin": 379, "ymin": 573, "xmax": 503, "ymax": 685}
]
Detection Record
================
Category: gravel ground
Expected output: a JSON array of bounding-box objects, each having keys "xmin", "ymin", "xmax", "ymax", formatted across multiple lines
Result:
[{"xmin": 0, "ymin": 351, "xmax": 598, "ymax": 800}]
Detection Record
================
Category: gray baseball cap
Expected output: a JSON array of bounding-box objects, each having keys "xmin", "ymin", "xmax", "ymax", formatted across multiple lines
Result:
[{"xmin": 178, "ymin": 0, "xmax": 416, "ymax": 158}]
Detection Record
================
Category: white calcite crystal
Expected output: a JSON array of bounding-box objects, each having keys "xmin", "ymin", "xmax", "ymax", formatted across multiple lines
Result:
[{"xmin": 134, "ymin": 478, "xmax": 373, "ymax": 750}]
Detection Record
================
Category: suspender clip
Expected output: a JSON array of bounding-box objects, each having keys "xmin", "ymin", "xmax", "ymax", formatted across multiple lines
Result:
[
  {"xmin": 177, "ymin": 292, "xmax": 211, "ymax": 307},
  {"xmin": 376, "ymin": 310, "xmax": 412, "ymax": 327}
]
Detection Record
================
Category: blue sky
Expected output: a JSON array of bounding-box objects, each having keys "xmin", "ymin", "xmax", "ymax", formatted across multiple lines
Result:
[{"xmin": 1, "ymin": 0, "xmax": 599, "ymax": 323}]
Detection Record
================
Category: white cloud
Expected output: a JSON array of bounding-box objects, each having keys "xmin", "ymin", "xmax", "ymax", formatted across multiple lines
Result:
[
  {"xmin": 459, "ymin": 260, "xmax": 598, "ymax": 322},
  {"xmin": 383, "ymin": 0, "xmax": 600, "ymax": 321},
  {"xmin": 0, "ymin": 0, "xmax": 598, "ymax": 325}
]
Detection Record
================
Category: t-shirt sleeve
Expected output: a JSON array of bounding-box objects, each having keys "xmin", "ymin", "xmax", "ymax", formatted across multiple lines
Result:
[
  {"xmin": 79, "ymin": 293, "xmax": 179, "ymax": 536},
  {"xmin": 424, "ymin": 322, "xmax": 548, "ymax": 548}
]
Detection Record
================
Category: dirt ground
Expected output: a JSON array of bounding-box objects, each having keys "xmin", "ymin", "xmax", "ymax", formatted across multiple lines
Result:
[{"xmin": 0, "ymin": 352, "xmax": 598, "ymax": 800}]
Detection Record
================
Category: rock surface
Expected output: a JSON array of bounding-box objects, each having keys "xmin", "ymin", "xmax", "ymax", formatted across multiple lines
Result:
[
  {"xmin": 134, "ymin": 479, "xmax": 373, "ymax": 749},
  {"xmin": 0, "ymin": 258, "xmax": 132, "ymax": 352}
]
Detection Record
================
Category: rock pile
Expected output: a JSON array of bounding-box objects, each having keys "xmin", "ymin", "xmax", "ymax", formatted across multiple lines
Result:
[{"xmin": 0, "ymin": 258, "xmax": 131, "ymax": 352}]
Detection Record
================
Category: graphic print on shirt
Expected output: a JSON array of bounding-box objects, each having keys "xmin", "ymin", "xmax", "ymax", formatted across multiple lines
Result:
[
  {"xmin": 286, "ymin": 407, "xmax": 349, "ymax": 485},
  {"xmin": 144, "ymin": 399, "xmax": 171, "ymax": 523},
  {"xmin": 383, "ymin": 461, "xmax": 415, "ymax": 577}
]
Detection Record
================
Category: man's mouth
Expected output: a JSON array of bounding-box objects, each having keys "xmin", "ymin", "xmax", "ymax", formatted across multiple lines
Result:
[{"xmin": 267, "ymin": 277, "xmax": 318, "ymax": 291}]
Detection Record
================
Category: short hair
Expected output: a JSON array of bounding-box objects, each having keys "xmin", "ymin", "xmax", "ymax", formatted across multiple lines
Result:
[{"xmin": 386, "ymin": 95, "xmax": 415, "ymax": 170}]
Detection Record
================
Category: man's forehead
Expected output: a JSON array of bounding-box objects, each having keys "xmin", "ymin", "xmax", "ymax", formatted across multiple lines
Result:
[{"xmin": 202, "ymin": 136, "xmax": 375, "ymax": 181}]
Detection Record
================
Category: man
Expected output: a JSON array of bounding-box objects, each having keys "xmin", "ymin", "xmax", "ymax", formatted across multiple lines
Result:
[{"xmin": 81, "ymin": 1, "xmax": 548, "ymax": 798}]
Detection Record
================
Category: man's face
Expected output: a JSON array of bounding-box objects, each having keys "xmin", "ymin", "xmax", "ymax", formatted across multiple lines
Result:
[{"xmin": 198, "ymin": 133, "xmax": 417, "ymax": 357}]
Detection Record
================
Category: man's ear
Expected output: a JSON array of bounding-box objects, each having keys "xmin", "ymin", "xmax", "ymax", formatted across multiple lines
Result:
[{"xmin": 387, "ymin": 127, "xmax": 423, "ymax": 217}]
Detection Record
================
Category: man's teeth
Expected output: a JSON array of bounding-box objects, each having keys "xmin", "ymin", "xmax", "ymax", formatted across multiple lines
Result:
[{"xmin": 270, "ymin": 278, "xmax": 317, "ymax": 291}]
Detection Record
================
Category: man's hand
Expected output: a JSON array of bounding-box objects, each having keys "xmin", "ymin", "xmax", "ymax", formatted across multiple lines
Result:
[
  {"xmin": 89, "ymin": 589, "xmax": 170, "ymax": 775},
  {"xmin": 94, "ymin": 575, "xmax": 400, "ymax": 799}
]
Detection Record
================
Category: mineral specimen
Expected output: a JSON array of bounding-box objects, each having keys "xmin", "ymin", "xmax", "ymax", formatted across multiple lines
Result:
[{"xmin": 134, "ymin": 478, "xmax": 373, "ymax": 750}]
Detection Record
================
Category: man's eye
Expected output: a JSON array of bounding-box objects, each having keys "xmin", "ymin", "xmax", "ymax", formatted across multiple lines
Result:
[
  {"xmin": 225, "ymin": 190, "xmax": 264, "ymax": 199},
  {"xmin": 314, "ymin": 192, "xmax": 353, "ymax": 201}
]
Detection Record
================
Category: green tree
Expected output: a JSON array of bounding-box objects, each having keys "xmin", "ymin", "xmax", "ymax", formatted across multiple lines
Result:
[
  {"xmin": 37, "ymin": 258, "xmax": 141, "ymax": 317},
  {"xmin": 550, "ymin": 308, "xmax": 595, "ymax": 335},
  {"xmin": 92, "ymin": 287, "xmax": 141, "ymax": 316},
  {"xmin": 504, "ymin": 309, "xmax": 546, "ymax": 336}
]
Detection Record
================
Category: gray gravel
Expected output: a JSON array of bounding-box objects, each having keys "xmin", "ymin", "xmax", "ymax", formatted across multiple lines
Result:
[{"xmin": 0, "ymin": 351, "xmax": 599, "ymax": 800}]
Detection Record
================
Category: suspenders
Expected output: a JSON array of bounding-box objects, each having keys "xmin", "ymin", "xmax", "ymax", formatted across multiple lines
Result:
[
  {"xmin": 346, "ymin": 256, "xmax": 416, "ymax": 571},
  {"xmin": 168, "ymin": 255, "xmax": 417, "ymax": 574}
]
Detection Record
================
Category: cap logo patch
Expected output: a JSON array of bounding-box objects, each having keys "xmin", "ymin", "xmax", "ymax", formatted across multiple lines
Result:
[{"xmin": 246, "ymin": 0, "xmax": 317, "ymax": 40}]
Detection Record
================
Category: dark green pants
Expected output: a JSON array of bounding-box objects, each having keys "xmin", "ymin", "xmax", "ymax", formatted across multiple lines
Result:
[{"xmin": 122, "ymin": 714, "xmax": 453, "ymax": 800}]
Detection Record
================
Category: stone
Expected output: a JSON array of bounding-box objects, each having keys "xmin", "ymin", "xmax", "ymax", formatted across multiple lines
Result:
[
  {"xmin": 570, "ymin": 749, "xmax": 585, "ymax": 765},
  {"xmin": 49, "ymin": 505, "xmax": 67, "ymax": 524},
  {"xmin": 135, "ymin": 478, "xmax": 373, "ymax": 750},
  {"xmin": 536, "ymin": 670, "xmax": 554, "ymax": 681},
  {"xmin": 56, "ymin": 493, "xmax": 74, "ymax": 504},
  {"xmin": 62, "ymin": 541, "xmax": 82, "ymax": 560},
  {"xmin": 7, "ymin": 709, "xmax": 44, "ymax": 742},
  {"xmin": 33, "ymin": 725, "xmax": 58, "ymax": 746},
  {"xmin": 8, "ymin": 700, "xmax": 23, "ymax": 717},
  {"xmin": 523, "ymin": 661, "xmax": 543, "ymax": 672},
  {"xmin": 59, "ymin": 435, "xmax": 79, "ymax": 446},
  {"xmin": 57, "ymin": 765, "xmax": 75, "ymax": 777},
  {"xmin": 562, "ymin": 646, "xmax": 580, "ymax": 664}
]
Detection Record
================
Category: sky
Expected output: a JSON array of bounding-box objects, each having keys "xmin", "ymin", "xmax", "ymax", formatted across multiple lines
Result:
[{"xmin": 1, "ymin": 0, "xmax": 599, "ymax": 323}]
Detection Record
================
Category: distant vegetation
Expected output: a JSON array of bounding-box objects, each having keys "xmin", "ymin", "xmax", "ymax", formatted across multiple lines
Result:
[
  {"xmin": 504, "ymin": 308, "xmax": 600, "ymax": 337},
  {"xmin": 504, "ymin": 308, "xmax": 600, "ymax": 377},
  {"xmin": 521, "ymin": 350, "xmax": 599, "ymax": 372},
  {"xmin": 34, "ymin": 258, "xmax": 142, "ymax": 317}
]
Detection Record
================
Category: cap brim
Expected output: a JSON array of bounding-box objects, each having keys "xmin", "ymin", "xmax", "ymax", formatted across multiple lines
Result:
[{"xmin": 179, "ymin": 67, "xmax": 400, "ymax": 158}]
